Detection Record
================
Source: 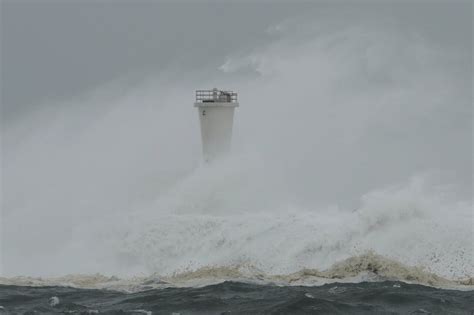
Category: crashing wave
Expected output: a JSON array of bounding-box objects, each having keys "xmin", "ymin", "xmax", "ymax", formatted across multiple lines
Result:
[{"xmin": 1, "ymin": 252, "xmax": 472, "ymax": 292}]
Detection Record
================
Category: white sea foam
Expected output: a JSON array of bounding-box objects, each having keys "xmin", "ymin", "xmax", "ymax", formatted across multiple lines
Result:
[
  {"xmin": 2, "ymin": 164, "xmax": 471, "ymax": 291},
  {"xmin": 77, "ymin": 160, "xmax": 470, "ymax": 284}
]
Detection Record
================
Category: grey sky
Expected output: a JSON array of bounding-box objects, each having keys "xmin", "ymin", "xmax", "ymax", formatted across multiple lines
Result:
[
  {"xmin": 1, "ymin": 1, "xmax": 313, "ymax": 120},
  {"xmin": 1, "ymin": 1, "xmax": 471, "ymax": 121}
]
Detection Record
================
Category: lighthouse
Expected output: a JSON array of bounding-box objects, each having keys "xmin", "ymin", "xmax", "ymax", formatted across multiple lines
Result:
[{"xmin": 194, "ymin": 88, "xmax": 239, "ymax": 162}]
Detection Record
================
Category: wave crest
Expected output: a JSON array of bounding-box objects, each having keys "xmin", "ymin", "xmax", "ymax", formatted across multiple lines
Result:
[{"xmin": 1, "ymin": 252, "xmax": 472, "ymax": 292}]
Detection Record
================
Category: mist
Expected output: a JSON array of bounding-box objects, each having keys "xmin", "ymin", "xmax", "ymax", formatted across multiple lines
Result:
[{"xmin": 1, "ymin": 2, "xmax": 472, "ymax": 279}]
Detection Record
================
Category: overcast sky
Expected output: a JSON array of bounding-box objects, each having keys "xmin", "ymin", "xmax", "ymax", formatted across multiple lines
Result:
[
  {"xmin": 1, "ymin": 1, "xmax": 471, "ymax": 121},
  {"xmin": 2, "ymin": 1, "xmax": 310, "ymax": 120}
]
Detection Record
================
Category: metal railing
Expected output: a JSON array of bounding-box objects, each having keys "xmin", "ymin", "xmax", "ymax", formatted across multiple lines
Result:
[{"xmin": 196, "ymin": 89, "xmax": 238, "ymax": 103}]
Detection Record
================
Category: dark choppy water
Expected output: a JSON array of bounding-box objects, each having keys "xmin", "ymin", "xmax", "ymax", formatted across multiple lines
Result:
[{"xmin": 0, "ymin": 281, "xmax": 473, "ymax": 314}]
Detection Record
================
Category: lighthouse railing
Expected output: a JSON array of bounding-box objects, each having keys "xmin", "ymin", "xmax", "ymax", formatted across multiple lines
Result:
[{"xmin": 195, "ymin": 90, "xmax": 238, "ymax": 103}]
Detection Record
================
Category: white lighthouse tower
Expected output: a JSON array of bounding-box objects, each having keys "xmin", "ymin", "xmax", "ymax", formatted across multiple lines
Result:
[{"xmin": 194, "ymin": 88, "xmax": 239, "ymax": 162}]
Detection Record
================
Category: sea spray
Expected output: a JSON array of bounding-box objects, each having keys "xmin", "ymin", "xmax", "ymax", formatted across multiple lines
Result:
[{"xmin": 2, "ymin": 13, "xmax": 471, "ymax": 282}]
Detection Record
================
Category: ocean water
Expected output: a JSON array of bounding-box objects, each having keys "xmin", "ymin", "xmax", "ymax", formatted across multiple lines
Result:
[{"xmin": 1, "ymin": 281, "xmax": 473, "ymax": 314}]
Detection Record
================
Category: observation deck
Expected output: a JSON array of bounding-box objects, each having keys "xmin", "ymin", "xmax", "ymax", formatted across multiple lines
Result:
[{"xmin": 195, "ymin": 89, "xmax": 238, "ymax": 106}]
